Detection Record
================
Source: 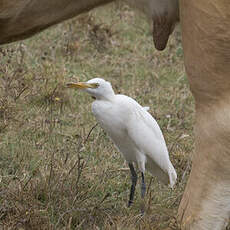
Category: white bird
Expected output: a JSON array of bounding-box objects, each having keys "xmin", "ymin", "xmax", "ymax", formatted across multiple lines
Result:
[{"xmin": 67, "ymin": 78, "xmax": 177, "ymax": 210}]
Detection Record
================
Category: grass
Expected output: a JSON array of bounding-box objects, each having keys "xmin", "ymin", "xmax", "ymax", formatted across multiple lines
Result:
[{"xmin": 0, "ymin": 2, "xmax": 194, "ymax": 229}]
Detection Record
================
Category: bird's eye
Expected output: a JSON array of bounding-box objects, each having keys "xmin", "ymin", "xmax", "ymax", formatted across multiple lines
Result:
[{"xmin": 92, "ymin": 83, "xmax": 99, "ymax": 88}]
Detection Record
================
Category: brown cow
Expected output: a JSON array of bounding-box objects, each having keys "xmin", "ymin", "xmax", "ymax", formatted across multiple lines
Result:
[
  {"xmin": 0, "ymin": 0, "xmax": 179, "ymax": 50},
  {"xmin": 1, "ymin": 0, "xmax": 230, "ymax": 229}
]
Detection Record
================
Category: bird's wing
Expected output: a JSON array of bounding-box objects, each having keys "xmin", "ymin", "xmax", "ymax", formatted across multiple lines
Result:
[
  {"xmin": 124, "ymin": 101, "xmax": 174, "ymax": 184},
  {"xmin": 128, "ymin": 103, "xmax": 168, "ymax": 156}
]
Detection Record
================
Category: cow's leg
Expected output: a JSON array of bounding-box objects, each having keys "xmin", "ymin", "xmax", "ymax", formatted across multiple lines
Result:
[{"xmin": 178, "ymin": 0, "xmax": 230, "ymax": 229}]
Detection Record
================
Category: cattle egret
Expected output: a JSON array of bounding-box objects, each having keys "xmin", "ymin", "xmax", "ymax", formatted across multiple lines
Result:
[{"xmin": 67, "ymin": 78, "xmax": 177, "ymax": 211}]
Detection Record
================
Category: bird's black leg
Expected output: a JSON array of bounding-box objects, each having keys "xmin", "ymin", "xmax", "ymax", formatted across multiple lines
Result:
[
  {"xmin": 141, "ymin": 172, "xmax": 146, "ymax": 199},
  {"xmin": 140, "ymin": 172, "xmax": 146, "ymax": 214},
  {"xmin": 128, "ymin": 163, "xmax": 137, "ymax": 207}
]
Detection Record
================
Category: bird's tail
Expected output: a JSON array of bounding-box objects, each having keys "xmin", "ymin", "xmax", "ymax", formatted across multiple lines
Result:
[{"xmin": 146, "ymin": 156, "xmax": 177, "ymax": 187}]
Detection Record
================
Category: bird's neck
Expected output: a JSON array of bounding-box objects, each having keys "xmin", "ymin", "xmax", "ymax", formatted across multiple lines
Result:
[{"xmin": 96, "ymin": 92, "xmax": 116, "ymax": 101}]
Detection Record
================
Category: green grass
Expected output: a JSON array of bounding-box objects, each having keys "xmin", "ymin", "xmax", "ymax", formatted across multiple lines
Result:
[{"xmin": 0, "ymin": 3, "xmax": 194, "ymax": 229}]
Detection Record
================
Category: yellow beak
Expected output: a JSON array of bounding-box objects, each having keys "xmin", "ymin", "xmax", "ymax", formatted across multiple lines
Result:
[{"xmin": 66, "ymin": 82, "xmax": 99, "ymax": 89}]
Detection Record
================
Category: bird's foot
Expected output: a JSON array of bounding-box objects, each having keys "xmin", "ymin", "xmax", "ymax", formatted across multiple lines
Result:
[
  {"xmin": 127, "ymin": 200, "xmax": 133, "ymax": 207},
  {"xmin": 140, "ymin": 202, "xmax": 145, "ymax": 215}
]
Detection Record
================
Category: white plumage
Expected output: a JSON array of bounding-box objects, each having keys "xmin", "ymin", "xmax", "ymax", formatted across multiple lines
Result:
[{"xmin": 67, "ymin": 78, "xmax": 177, "ymax": 209}]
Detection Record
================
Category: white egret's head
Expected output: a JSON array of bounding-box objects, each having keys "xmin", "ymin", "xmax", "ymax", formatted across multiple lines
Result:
[{"xmin": 66, "ymin": 78, "xmax": 115, "ymax": 100}]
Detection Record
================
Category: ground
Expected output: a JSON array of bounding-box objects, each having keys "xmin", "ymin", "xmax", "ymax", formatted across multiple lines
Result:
[{"xmin": 0, "ymin": 2, "xmax": 194, "ymax": 229}]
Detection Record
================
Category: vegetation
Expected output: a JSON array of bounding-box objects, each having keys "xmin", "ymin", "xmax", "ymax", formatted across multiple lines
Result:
[{"xmin": 0, "ymin": 2, "xmax": 194, "ymax": 229}]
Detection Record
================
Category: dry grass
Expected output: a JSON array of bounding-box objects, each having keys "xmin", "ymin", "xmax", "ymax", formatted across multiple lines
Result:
[{"xmin": 0, "ymin": 2, "xmax": 194, "ymax": 229}]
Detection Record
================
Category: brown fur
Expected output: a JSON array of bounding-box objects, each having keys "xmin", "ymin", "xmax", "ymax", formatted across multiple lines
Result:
[
  {"xmin": 0, "ymin": 0, "xmax": 113, "ymax": 44},
  {"xmin": 178, "ymin": 0, "xmax": 230, "ymax": 229},
  {"xmin": 0, "ymin": 0, "xmax": 179, "ymax": 50}
]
